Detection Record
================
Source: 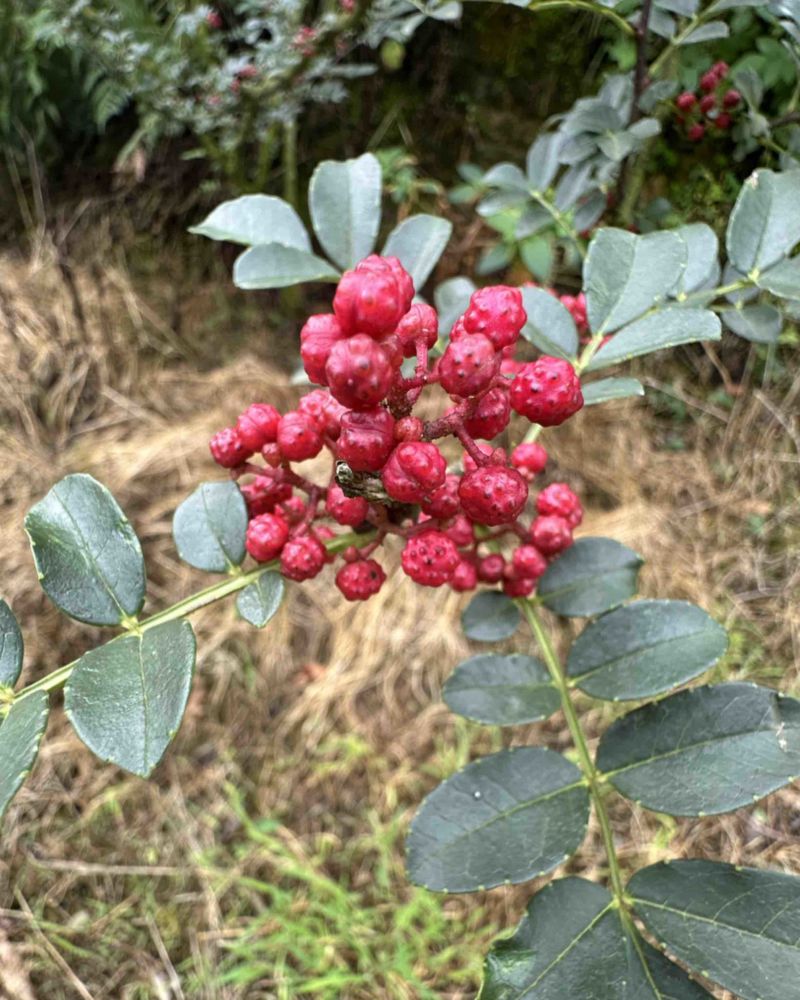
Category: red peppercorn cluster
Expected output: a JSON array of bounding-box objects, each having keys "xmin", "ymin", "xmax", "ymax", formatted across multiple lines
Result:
[
  {"xmin": 208, "ymin": 256, "xmax": 585, "ymax": 601},
  {"xmin": 675, "ymin": 62, "xmax": 741, "ymax": 142}
]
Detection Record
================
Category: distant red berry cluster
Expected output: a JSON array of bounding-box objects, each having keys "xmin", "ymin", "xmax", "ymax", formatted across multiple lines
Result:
[
  {"xmin": 209, "ymin": 257, "xmax": 585, "ymax": 601},
  {"xmin": 675, "ymin": 62, "xmax": 741, "ymax": 142}
]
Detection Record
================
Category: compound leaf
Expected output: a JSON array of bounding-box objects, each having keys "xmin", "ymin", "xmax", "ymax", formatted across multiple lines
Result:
[
  {"xmin": 309, "ymin": 153, "xmax": 382, "ymax": 270},
  {"xmin": 462, "ymin": 591, "xmax": 520, "ymax": 642},
  {"xmin": 236, "ymin": 571, "xmax": 285, "ymax": 628},
  {"xmin": 173, "ymin": 482, "xmax": 248, "ymax": 573},
  {"xmin": 538, "ymin": 537, "xmax": 643, "ymax": 618},
  {"xmin": 443, "ymin": 653, "xmax": 559, "ymax": 725}
]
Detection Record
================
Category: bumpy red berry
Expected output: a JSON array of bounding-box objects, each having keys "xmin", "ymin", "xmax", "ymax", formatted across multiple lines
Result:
[
  {"xmin": 333, "ymin": 256, "xmax": 412, "ymax": 338},
  {"xmin": 700, "ymin": 70, "xmax": 718, "ymax": 93},
  {"xmin": 336, "ymin": 559, "xmax": 386, "ymax": 600},
  {"xmin": 382, "ymin": 442, "xmax": 447, "ymax": 503},
  {"xmin": 236, "ymin": 404, "xmax": 280, "ymax": 452},
  {"xmin": 676, "ymin": 91, "xmax": 696, "ymax": 111},
  {"xmin": 280, "ymin": 533, "xmax": 327, "ymax": 581},
  {"xmin": 337, "ymin": 407, "xmax": 395, "ymax": 471},
  {"xmin": 241, "ymin": 476, "xmax": 292, "ymax": 515},
  {"xmin": 464, "ymin": 386, "xmax": 511, "ymax": 440},
  {"xmin": 699, "ymin": 94, "xmax": 716, "ymax": 114},
  {"xmin": 444, "ymin": 514, "xmax": 474, "ymax": 547},
  {"xmin": 477, "ymin": 553, "xmax": 506, "ymax": 584},
  {"xmin": 458, "ymin": 466, "xmax": 528, "ymax": 526},
  {"xmin": 531, "ymin": 515, "xmax": 573, "ymax": 555},
  {"xmin": 715, "ymin": 112, "xmax": 732, "ymax": 130},
  {"xmin": 451, "ymin": 560, "xmax": 478, "ymax": 592},
  {"xmin": 300, "ymin": 314, "xmax": 345, "ymax": 385},
  {"xmin": 438, "ymin": 334, "xmax": 498, "ymax": 398},
  {"xmin": 401, "ymin": 530, "xmax": 460, "ymax": 587},
  {"xmin": 210, "ymin": 427, "xmax": 251, "ymax": 468},
  {"xmin": 511, "ymin": 442, "xmax": 548, "ymax": 479},
  {"xmin": 277, "ymin": 411, "xmax": 323, "ymax": 461},
  {"xmin": 463, "ymin": 443, "xmax": 507, "ymax": 473},
  {"xmin": 325, "ymin": 483, "xmax": 369, "ymax": 526},
  {"xmin": 463, "ymin": 286, "xmax": 526, "ymax": 350},
  {"xmin": 395, "ymin": 303, "xmax": 438, "ymax": 357},
  {"xmin": 246, "ymin": 512, "xmax": 289, "ymax": 562},
  {"xmin": 395, "ymin": 416, "xmax": 423, "ymax": 442},
  {"xmin": 325, "ymin": 334, "xmax": 394, "ymax": 410},
  {"xmin": 537, "ymin": 482, "xmax": 583, "ymax": 528},
  {"xmin": 421, "ymin": 474, "xmax": 461, "ymax": 519},
  {"xmin": 510, "ymin": 357, "xmax": 583, "ymax": 426},
  {"xmin": 298, "ymin": 389, "xmax": 345, "ymax": 438},
  {"xmin": 503, "ymin": 575, "xmax": 537, "ymax": 598},
  {"xmin": 359, "ymin": 255, "xmax": 414, "ymax": 312},
  {"xmin": 511, "ymin": 544, "xmax": 547, "ymax": 579}
]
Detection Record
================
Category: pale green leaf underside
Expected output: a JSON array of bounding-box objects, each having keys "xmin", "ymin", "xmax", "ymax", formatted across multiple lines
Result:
[
  {"xmin": 233, "ymin": 244, "xmax": 339, "ymax": 289},
  {"xmin": 236, "ymin": 571, "xmax": 285, "ymax": 628},
  {"xmin": 309, "ymin": 153, "xmax": 382, "ymax": 270},
  {"xmin": 582, "ymin": 377, "xmax": 644, "ymax": 406},
  {"xmin": 519, "ymin": 287, "xmax": 579, "ymax": 360},
  {"xmin": 0, "ymin": 691, "xmax": 49, "ymax": 821},
  {"xmin": 587, "ymin": 308, "xmax": 721, "ymax": 371},
  {"xmin": 0, "ymin": 599, "xmax": 24, "ymax": 687},
  {"xmin": 382, "ymin": 214, "xmax": 452, "ymax": 291},
  {"xmin": 188, "ymin": 194, "xmax": 310, "ymax": 250}
]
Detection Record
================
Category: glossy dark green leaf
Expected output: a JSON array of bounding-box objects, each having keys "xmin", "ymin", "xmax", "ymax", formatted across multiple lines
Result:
[
  {"xmin": 538, "ymin": 537, "xmax": 643, "ymax": 618},
  {"xmin": 309, "ymin": 153, "xmax": 381, "ymax": 270},
  {"xmin": 0, "ymin": 600, "xmax": 23, "ymax": 687},
  {"xmin": 461, "ymin": 591, "xmax": 520, "ymax": 642},
  {"xmin": 722, "ymin": 305, "xmax": 782, "ymax": 344},
  {"xmin": 25, "ymin": 474, "xmax": 146, "ymax": 627},
  {"xmin": 188, "ymin": 194, "xmax": 310, "ymax": 249},
  {"xmin": 173, "ymin": 482, "xmax": 248, "ymax": 573},
  {"xmin": 443, "ymin": 653, "xmax": 559, "ymax": 725},
  {"xmin": 597, "ymin": 683, "xmax": 800, "ymax": 816},
  {"xmin": 726, "ymin": 169, "xmax": 800, "ymax": 274},
  {"xmin": 519, "ymin": 287, "xmax": 579, "ymax": 359},
  {"xmin": 382, "ymin": 214, "xmax": 452, "ymax": 291},
  {"xmin": 567, "ymin": 600, "xmax": 728, "ymax": 701},
  {"xmin": 480, "ymin": 877, "xmax": 713, "ymax": 999},
  {"xmin": 586, "ymin": 308, "xmax": 721, "ymax": 371},
  {"xmin": 0, "ymin": 691, "xmax": 49, "ymax": 820},
  {"xmin": 582, "ymin": 377, "xmax": 645, "ymax": 406},
  {"xmin": 756, "ymin": 255, "xmax": 800, "ymax": 300},
  {"xmin": 236, "ymin": 571, "xmax": 285, "ymax": 628},
  {"xmin": 584, "ymin": 229, "xmax": 686, "ymax": 334},
  {"xmin": 65, "ymin": 620, "xmax": 196, "ymax": 778},
  {"xmin": 406, "ymin": 747, "xmax": 589, "ymax": 892},
  {"xmin": 630, "ymin": 860, "xmax": 800, "ymax": 1000},
  {"xmin": 233, "ymin": 244, "xmax": 339, "ymax": 289}
]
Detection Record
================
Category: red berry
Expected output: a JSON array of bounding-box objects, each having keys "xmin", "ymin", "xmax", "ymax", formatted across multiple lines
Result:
[
  {"xmin": 477, "ymin": 553, "xmax": 505, "ymax": 584},
  {"xmin": 298, "ymin": 389, "xmax": 346, "ymax": 438},
  {"xmin": 395, "ymin": 303, "xmax": 439, "ymax": 357},
  {"xmin": 437, "ymin": 334, "xmax": 499, "ymax": 398},
  {"xmin": 277, "ymin": 411, "xmax": 323, "ymax": 461},
  {"xmin": 401, "ymin": 530, "xmax": 460, "ymax": 587},
  {"xmin": 463, "ymin": 444, "xmax": 507, "ymax": 473},
  {"xmin": 445, "ymin": 514, "xmax": 475, "ymax": 547},
  {"xmin": 511, "ymin": 442, "xmax": 548, "ymax": 479},
  {"xmin": 206, "ymin": 10, "xmax": 223, "ymax": 28},
  {"xmin": 280, "ymin": 496, "xmax": 307, "ymax": 523},
  {"xmin": 280, "ymin": 533, "xmax": 327, "ymax": 581},
  {"xmin": 687, "ymin": 123, "xmax": 705, "ymax": 142},
  {"xmin": 325, "ymin": 483, "xmax": 369, "ymax": 526},
  {"xmin": 451, "ymin": 560, "xmax": 478, "ymax": 592},
  {"xmin": 246, "ymin": 513, "xmax": 289, "ymax": 562},
  {"xmin": 715, "ymin": 112, "xmax": 732, "ymax": 130},
  {"xmin": 463, "ymin": 286, "xmax": 526, "ymax": 350},
  {"xmin": 333, "ymin": 256, "xmax": 412, "ymax": 338},
  {"xmin": 337, "ymin": 407, "xmax": 395, "ymax": 471},
  {"xmin": 313, "ymin": 525, "xmax": 337, "ymax": 563},
  {"xmin": 503, "ymin": 575, "xmax": 537, "ymax": 598},
  {"xmin": 359, "ymin": 255, "xmax": 414, "ymax": 313},
  {"xmin": 723, "ymin": 89, "xmax": 741, "ymax": 109},
  {"xmin": 699, "ymin": 94, "xmax": 716, "ymax": 115},
  {"xmin": 236, "ymin": 404, "xmax": 280, "ymax": 452},
  {"xmin": 510, "ymin": 357, "xmax": 583, "ymax": 427},
  {"xmin": 449, "ymin": 315, "xmax": 469, "ymax": 341},
  {"xmin": 300, "ymin": 314, "xmax": 345, "ymax": 385},
  {"xmin": 712, "ymin": 60, "xmax": 729, "ymax": 79},
  {"xmin": 458, "ymin": 466, "xmax": 528, "ymax": 526},
  {"xmin": 325, "ymin": 334, "xmax": 395, "ymax": 410},
  {"xmin": 700, "ymin": 70, "xmax": 718, "ymax": 93},
  {"xmin": 464, "ymin": 386, "xmax": 511, "ymax": 440},
  {"xmin": 536, "ymin": 482, "xmax": 583, "ymax": 528},
  {"xmin": 511, "ymin": 544, "xmax": 547, "ymax": 579},
  {"xmin": 676, "ymin": 91, "xmax": 697, "ymax": 111},
  {"xmin": 241, "ymin": 476, "xmax": 292, "ymax": 515},
  {"xmin": 395, "ymin": 416, "xmax": 424, "ymax": 442},
  {"xmin": 382, "ymin": 442, "xmax": 447, "ymax": 503},
  {"xmin": 421, "ymin": 474, "xmax": 461, "ymax": 519},
  {"xmin": 336, "ymin": 558, "xmax": 386, "ymax": 600},
  {"xmin": 210, "ymin": 427, "xmax": 251, "ymax": 468},
  {"xmin": 531, "ymin": 515, "xmax": 573, "ymax": 556}
]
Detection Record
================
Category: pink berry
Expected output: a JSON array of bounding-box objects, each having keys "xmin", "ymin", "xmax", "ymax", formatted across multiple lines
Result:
[
  {"xmin": 723, "ymin": 89, "xmax": 741, "ymax": 109},
  {"xmin": 510, "ymin": 357, "xmax": 583, "ymax": 427},
  {"xmin": 687, "ymin": 123, "xmax": 705, "ymax": 142},
  {"xmin": 536, "ymin": 482, "xmax": 583, "ymax": 528},
  {"xmin": 333, "ymin": 256, "xmax": 412, "ymax": 338},
  {"xmin": 298, "ymin": 389, "xmax": 346, "ymax": 438},
  {"xmin": 444, "ymin": 514, "xmax": 475, "ymax": 547},
  {"xmin": 206, "ymin": 10, "xmax": 223, "ymax": 29},
  {"xmin": 715, "ymin": 112, "xmax": 732, "ymax": 130},
  {"xmin": 210, "ymin": 427, "xmax": 251, "ymax": 468},
  {"xmin": 336, "ymin": 559, "xmax": 386, "ymax": 600},
  {"xmin": 463, "ymin": 286, "xmax": 527, "ymax": 350},
  {"xmin": 451, "ymin": 560, "xmax": 478, "ymax": 592},
  {"xmin": 503, "ymin": 575, "xmax": 537, "ymax": 598},
  {"xmin": 463, "ymin": 443, "xmax": 507, "ymax": 473},
  {"xmin": 511, "ymin": 442, "xmax": 548, "ymax": 479},
  {"xmin": 401, "ymin": 531, "xmax": 460, "ymax": 587},
  {"xmin": 395, "ymin": 303, "xmax": 439, "ymax": 357},
  {"xmin": 325, "ymin": 483, "xmax": 369, "ymax": 526},
  {"xmin": 531, "ymin": 515, "xmax": 573, "ymax": 555},
  {"xmin": 437, "ymin": 334, "xmax": 499, "ymax": 398},
  {"xmin": 325, "ymin": 334, "xmax": 395, "ymax": 410},
  {"xmin": 359, "ymin": 255, "xmax": 414, "ymax": 313},
  {"xmin": 382, "ymin": 442, "xmax": 447, "ymax": 503},
  {"xmin": 676, "ymin": 91, "xmax": 697, "ymax": 111},
  {"xmin": 236, "ymin": 404, "xmax": 281, "ymax": 452},
  {"xmin": 477, "ymin": 554, "xmax": 506, "ymax": 584},
  {"xmin": 241, "ymin": 475, "xmax": 292, "ymax": 516},
  {"xmin": 700, "ymin": 70, "xmax": 718, "ymax": 93},
  {"xmin": 280, "ymin": 534, "xmax": 327, "ymax": 581},
  {"xmin": 511, "ymin": 544, "xmax": 547, "ymax": 579},
  {"xmin": 712, "ymin": 60, "xmax": 729, "ymax": 79},
  {"xmin": 699, "ymin": 94, "xmax": 716, "ymax": 115},
  {"xmin": 280, "ymin": 496, "xmax": 307, "ymax": 523},
  {"xmin": 458, "ymin": 466, "xmax": 528, "ymax": 526},
  {"xmin": 337, "ymin": 407, "xmax": 396, "ymax": 471},
  {"xmin": 300, "ymin": 314, "xmax": 345, "ymax": 385},
  {"xmin": 463, "ymin": 386, "xmax": 511, "ymax": 440},
  {"xmin": 421, "ymin": 474, "xmax": 461, "ymax": 519},
  {"xmin": 277, "ymin": 411, "xmax": 323, "ymax": 461},
  {"xmin": 246, "ymin": 513, "xmax": 289, "ymax": 562},
  {"xmin": 395, "ymin": 416, "xmax": 424, "ymax": 442}
]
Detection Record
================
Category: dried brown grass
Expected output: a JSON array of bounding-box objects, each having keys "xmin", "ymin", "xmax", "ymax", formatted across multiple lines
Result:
[{"xmin": 0, "ymin": 246, "xmax": 797, "ymax": 999}]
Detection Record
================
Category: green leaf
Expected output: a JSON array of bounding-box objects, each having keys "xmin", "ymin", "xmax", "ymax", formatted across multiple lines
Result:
[
  {"xmin": 309, "ymin": 153, "xmax": 382, "ymax": 270},
  {"xmin": 597, "ymin": 683, "xmax": 800, "ymax": 816},
  {"xmin": 173, "ymin": 482, "xmax": 248, "ymax": 574},
  {"xmin": 519, "ymin": 287, "xmax": 579, "ymax": 359},
  {"xmin": 584, "ymin": 229, "xmax": 686, "ymax": 334},
  {"xmin": 526, "ymin": 133, "xmax": 563, "ymax": 191},
  {"xmin": 586, "ymin": 308, "xmax": 721, "ymax": 371},
  {"xmin": 443, "ymin": 653, "xmax": 559, "ymax": 725},
  {"xmin": 0, "ymin": 691, "xmax": 49, "ymax": 821},
  {"xmin": 597, "ymin": 130, "xmax": 637, "ymax": 162},
  {"xmin": 582, "ymin": 377, "xmax": 645, "ymax": 406},
  {"xmin": 722, "ymin": 305, "xmax": 782, "ymax": 344},
  {"xmin": 406, "ymin": 747, "xmax": 589, "ymax": 892},
  {"xmin": 726, "ymin": 169, "xmax": 800, "ymax": 274},
  {"xmin": 479, "ymin": 876, "xmax": 713, "ymax": 999},
  {"xmin": 65, "ymin": 620, "xmax": 196, "ymax": 778},
  {"xmin": 461, "ymin": 591, "xmax": 520, "ymax": 641},
  {"xmin": 188, "ymin": 195, "xmax": 310, "ymax": 250},
  {"xmin": 755, "ymin": 256, "xmax": 800, "ymax": 300},
  {"xmin": 233, "ymin": 244, "xmax": 339, "ymax": 290},
  {"xmin": 674, "ymin": 223, "xmax": 719, "ymax": 294},
  {"xmin": 538, "ymin": 537, "xmax": 643, "ymax": 618},
  {"xmin": 0, "ymin": 601, "xmax": 23, "ymax": 687},
  {"xmin": 25, "ymin": 474, "xmax": 146, "ymax": 627},
  {"xmin": 567, "ymin": 600, "xmax": 728, "ymax": 701},
  {"xmin": 679, "ymin": 20, "xmax": 729, "ymax": 43},
  {"xmin": 382, "ymin": 214, "xmax": 452, "ymax": 291},
  {"xmin": 630, "ymin": 860, "xmax": 800, "ymax": 1000},
  {"xmin": 515, "ymin": 203, "xmax": 552, "ymax": 240},
  {"xmin": 520, "ymin": 236, "xmax": 554, "ymax": 283},
  {"xmin": 434, "ymin": 276, "xmax": 476, "ymax": 336},
  {"xmin": 236, "ymin": 571, "xmax": 285, "ymax": 628},
  {"xmin": 483, "ymin": 163, "xmax": 529, "ymax": 191}
]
